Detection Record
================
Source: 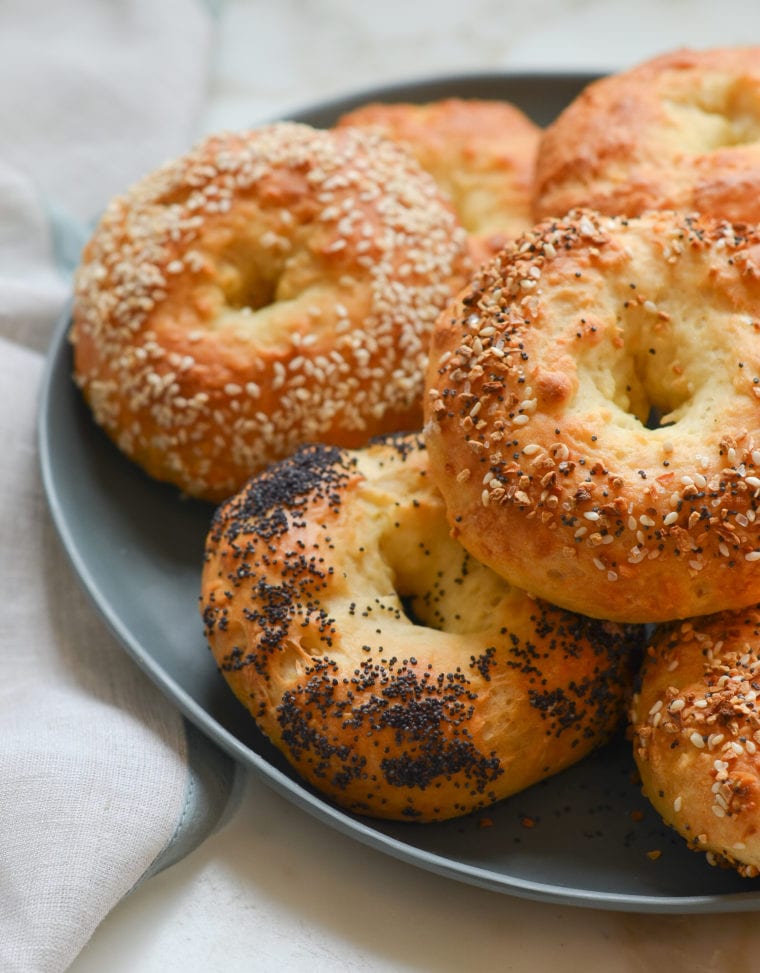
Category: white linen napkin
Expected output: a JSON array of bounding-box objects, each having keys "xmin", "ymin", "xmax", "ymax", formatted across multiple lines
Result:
[{"xmin": 0, "ymin": 2, "xmax": 238, "ymax": 970}]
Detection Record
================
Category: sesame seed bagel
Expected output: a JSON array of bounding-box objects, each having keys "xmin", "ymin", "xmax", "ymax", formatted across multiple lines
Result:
[
  {"xmin": 70, "ymin": 122, "xmax": 470, "ymax": 502},
  {"xmin": 534, "ymin": 47, "xmax": 760, "ymax": 223},
  {"xmin": 337, "ymin": 98, "xmax": 541, "ymax": 264},
  {"xmin": 200, "ymin": 433, "xmax": 643, "ymax": 822},
  {"xmin": 424, "ymin": 209, "xmax": 760, "ymax": 624},
  {"xmin": 632, "ymin": 607, "xmax": 760, "ymax": 879}
]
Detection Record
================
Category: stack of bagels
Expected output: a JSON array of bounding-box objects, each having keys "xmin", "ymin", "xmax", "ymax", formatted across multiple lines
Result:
[{"xmin": 71, "ymin": 47, "xmax": 760, "ymax": 878}]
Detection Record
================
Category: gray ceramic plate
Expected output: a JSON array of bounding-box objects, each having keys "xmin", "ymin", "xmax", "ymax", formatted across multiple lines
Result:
[{"xmin": 38, "ymin": 73, "xmax": 760, "ymax": 913}]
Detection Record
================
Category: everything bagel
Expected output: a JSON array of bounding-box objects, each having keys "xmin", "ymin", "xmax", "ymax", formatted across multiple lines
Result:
[
  {"xmin": 632, "ymin": 607, "xmax": 760, "ymax": 878},
  {"xmin": 200, "ymin": 433, "xmax": 643, "ymax": 822},
  {"xmin": 70, "ymin": 122, "xmax": 470, "ymax": 502},
  {"xmin": 424, "ymin": 209, "xmax": 760, "ymax": 623}
]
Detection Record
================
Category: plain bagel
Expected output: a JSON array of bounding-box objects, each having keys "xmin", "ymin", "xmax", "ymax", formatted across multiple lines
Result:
[
  {"xmin": 70, "ymin": 122, "xmax": 470, "ymax": 502},
  {"xmin": 424, "ymin": 208, "xmax": 760, "ymax": 623},
  {"xmin": 533, "ymin": 47, "xmax": 760, "ymax": 223},
  {"xmin": 200, "ymin": 433, "xmax": 643, "ymax": 822}
]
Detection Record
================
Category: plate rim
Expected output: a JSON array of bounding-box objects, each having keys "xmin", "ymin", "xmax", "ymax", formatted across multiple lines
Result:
[
  {"xmin": 36, "ymin": 71, "xmax": 760, "ymax": 915},
  {"xmin": 272, "ymin": 67, "xmax": 602, "ymax": 119}
]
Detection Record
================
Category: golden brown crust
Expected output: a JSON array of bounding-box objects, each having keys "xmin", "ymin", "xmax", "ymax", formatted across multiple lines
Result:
[
  {"xmin": 534, "ymin": 47, "xmax": 760, "ymax": 222},
  {"xmin": 424, "ymin": 209, "xmax": 760, "ymax": 623},
  {"xmin": 200, "ymin": 433, "xmax": 643, "ymax": 821},
  {"xmin": 337, "ymin": 98, "xmax": 541, "ymax": 260},
  {"xmin": 632, "ymin": 608, "xmax": 760, "ymax": 878},
  {"xmin": 70, "ymin": 122, "xmax": 470, "ymax": 502}
]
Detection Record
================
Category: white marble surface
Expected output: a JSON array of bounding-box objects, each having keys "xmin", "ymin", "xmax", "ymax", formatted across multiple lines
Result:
[{"xmin": 71, "ymin": 1, "xmax": 760, "ymax": 969}]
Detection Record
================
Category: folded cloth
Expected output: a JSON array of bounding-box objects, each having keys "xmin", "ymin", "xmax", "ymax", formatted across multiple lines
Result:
[
  {"xmin": 0, "ymin": 2, "xmax": 239, "ymax": 970},
  {"xmin": 0, "ymin": 0, "xmax": 215, "ymax": 228}
]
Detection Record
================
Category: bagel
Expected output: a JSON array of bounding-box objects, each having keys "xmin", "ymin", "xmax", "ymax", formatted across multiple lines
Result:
[
  {"xmin": 70, "ymin": 122, "xmax": 470, "ymax": 502},
  {"xmin": 424, "ymin": 208, "xmax": 760, "ymax": 624},
  {"xmin": 632, "ymin": 607, "xmax": 760, "ymax": 878},
  {"xmin": 200, "ymin": 433, "xmax": 643, "ymax": 822},
  {"xmin": 337, "ymin": 98, "xmax": 541, "ymax": 263},
  {"xmin": 534, "ymin": 47, "xmax": 760, "ymax": 223}
]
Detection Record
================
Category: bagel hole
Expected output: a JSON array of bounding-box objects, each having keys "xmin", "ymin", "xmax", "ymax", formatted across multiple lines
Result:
[
  {"xmin": 626, "ymin": 341, "xmax": 693, "ymax": 429},
  {"xmin": 618, "ymin": 370, "xmax": 687, "ymax": 431},
  {"xmin": 582, "ymin": 311, "xmax": 695, "ymax": 432},
  {"xmin": 398, "ymin": 587, "xmax": 505, "ymax": 635},
  {"xmin": 643, "ymin": 403, "xmax": 675, "ymax": 431},
  {"xmin": 375, "ymin": 490, "xmax": 515, "ymax": 635},
  {"xmin": 218, "ymin": 258, "xmax": 279, "ymax": 313},
  {"xmin": 399, "ymin": 593, "xmax": 427, "ymax": 628},
  {"xmin": 392, "ymin": 552, "xmax": 514, "ymax": 636}
]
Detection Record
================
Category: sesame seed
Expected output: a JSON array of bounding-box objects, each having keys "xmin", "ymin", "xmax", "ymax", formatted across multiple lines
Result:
[{"xmin": 552, "ymin": 443, "xmax": 569, "ymax": 461}]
